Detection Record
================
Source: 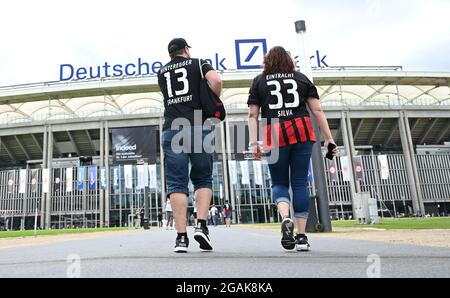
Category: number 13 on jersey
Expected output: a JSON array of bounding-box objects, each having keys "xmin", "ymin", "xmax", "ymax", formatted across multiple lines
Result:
[{"xmin": 164, "ymin": 68, "xmax": 190, "ymax": 98}]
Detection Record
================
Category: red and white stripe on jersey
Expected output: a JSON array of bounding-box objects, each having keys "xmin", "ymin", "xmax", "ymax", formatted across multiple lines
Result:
[{"xmin": 262, "ymin": 116, "xmax": 316, "ymax": 150}]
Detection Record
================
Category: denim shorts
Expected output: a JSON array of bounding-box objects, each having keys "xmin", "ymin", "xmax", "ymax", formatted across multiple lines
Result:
[{"xmin": 162, "ymin": 127, "xmax": 214, "ymax": 196}]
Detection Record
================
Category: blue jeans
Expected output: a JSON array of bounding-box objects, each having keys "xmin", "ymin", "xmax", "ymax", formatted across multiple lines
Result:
[
  {"xmin": 162, "ymin": 127, "xmax": 214, "ymax": 196},
  {"xmin": 269, "ymin": 142, "xmax": 314, "ymax": 219}
]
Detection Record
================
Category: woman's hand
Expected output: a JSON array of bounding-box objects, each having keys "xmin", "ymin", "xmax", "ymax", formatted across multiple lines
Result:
[
  {"xmin": 251, "ymin": 143, "xmax": 262, "ymax": 160},
  {"xmin": 324, "ymin": 139, "xmax": 338, "ymax": 157}
]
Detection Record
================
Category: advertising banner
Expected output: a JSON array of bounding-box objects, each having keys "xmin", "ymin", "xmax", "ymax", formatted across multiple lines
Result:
[{"xmin": 112, "ymin": 126, "xmax": 157, "ymax": 163}]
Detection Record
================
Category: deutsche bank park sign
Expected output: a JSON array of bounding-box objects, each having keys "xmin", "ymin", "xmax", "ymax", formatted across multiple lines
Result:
[{"xmin": 59, "ymin": 39, "xmax": 329, "ymax": 81}]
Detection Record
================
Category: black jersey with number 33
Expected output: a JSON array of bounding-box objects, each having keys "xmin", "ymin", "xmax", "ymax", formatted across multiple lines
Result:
[
  {"xmin": 248, "ymin": 71, "xmax": 320, "ymax": 148},
  {"xmin": 158, "ymin": 56, "xmax": 214, "ymax": 130}
]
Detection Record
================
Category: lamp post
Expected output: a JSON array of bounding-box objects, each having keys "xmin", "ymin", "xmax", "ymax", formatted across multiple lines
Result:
[{"xmin": 295, "ymin": 20, "xmax": 332, "ymax": 232}]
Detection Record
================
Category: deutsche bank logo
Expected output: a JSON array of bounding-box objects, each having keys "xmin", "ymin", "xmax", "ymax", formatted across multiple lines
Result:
[{"xmin": 235, "ymin": 39, "xmax": 268, "ymax": 70}]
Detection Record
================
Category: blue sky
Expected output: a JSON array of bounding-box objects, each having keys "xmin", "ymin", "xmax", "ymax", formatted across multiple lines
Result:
[{"xmin": 0, "ymin": 0, "xmax": 449, "ymax": 86}]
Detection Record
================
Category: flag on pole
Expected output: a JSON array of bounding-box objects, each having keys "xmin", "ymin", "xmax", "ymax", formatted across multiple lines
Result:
[
  {"xmin": 378, "ymin": 155, "xmax": 390, "ymax": 180},
  {"xmin": 143, "ymin": 164, "xmax": 149, "ymax": 187},
  {"xmin": 113, "ymin": 167, "xmax": 120, "ymax": 190},
  {"xmin": 7, "ymin": 171, "xmax": 15, "ymax": 193},
  {"xmin": 89, "ymin": 166, "xmax": 97, "ymax": 191},
  {"xmin": 136, "ymin": 165, "xmax": 145, "ymax": 190},
  {"xmin": 54, "ymin": 169, "xmax": 61, "ymax": 193},
  {"xmin": 240, "ymin": 161, "xmax": 250, "ymax": 185},
  {"xmin": 327, "ymin": 159, "xmax": 338, "ymax": 182},
  {"xmin": 42, "ymin": 169, "xmax": 50, "ymax": 194},
  {"xmin": 253, "ymin": 160, "xmax": 263, "ymax": 186},
  {"xmin": 31, "ymin": 169, "xmax": 38, "ymax": 193},
  {"xmin": 149, "ymin": 164, "xmax": 157, "ymax": 189},
  {"xmin": 124, "ymin": 165, "xmax": 133, "ymax": 189},
  {"xmin": 77, "ymin": 167, "xmax": 85, "ymax": 192},
  {"xmin": 19, "ymin": 169, "xmax": 27, "ymax": 194},
  {"xmin": 264, "ymin": 160, "xmax": 271, "ymax": 180},
  {"xmin": 353, "ymin": 156, "xmax": 364, "ymax": 181},
  {"xmin": 228, "ymin": 160, "xmax": 237, "ymax": 185},
  {"xmin": 66, "ymin": 167, "xmax": 73, "ymax": 193},
  {"xmin": 100, "ymin": 167, "xmax": 107, "ymax": 190},
  {"xmin": 340, "ymin": 156, "xmax": 351, "ymax": 182}
]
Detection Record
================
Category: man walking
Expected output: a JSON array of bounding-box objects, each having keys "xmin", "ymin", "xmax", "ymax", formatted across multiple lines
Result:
[
  {"xmin": 210, "ymin": 205, "xmax": 219, "ymax": 227},
  {"xmin": 158, "ymin": 38, "xmax": 222, "ymax": 253},
  {"xmin": 165, "ymin": 196, "xmax": 174, "ymax": 230}
]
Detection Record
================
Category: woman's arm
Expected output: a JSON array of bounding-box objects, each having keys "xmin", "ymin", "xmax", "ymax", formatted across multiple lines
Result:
[
  {"xmin": 248, "ymin": 104, "xmax": 262, "ymax": 160},
  {"xmin": 307, "ymin": 98, "xmax": 338, "ymax": 155}
]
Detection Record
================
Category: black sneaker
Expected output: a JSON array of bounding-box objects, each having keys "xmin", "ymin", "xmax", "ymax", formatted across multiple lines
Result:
[
  {"xmin": 295, "ymin": 235, "xmax": 311, "ymax": 252},
  {"xmin": 194, "ymin": 225, "xmax": 213, "ymax": 251},
  {"xmin": 174, "ymin": 235, "xmax": 189, "ymax": 253},
  {"xmin": 281, "ymin": 218, "xmax": 296, "ymax": 250}
]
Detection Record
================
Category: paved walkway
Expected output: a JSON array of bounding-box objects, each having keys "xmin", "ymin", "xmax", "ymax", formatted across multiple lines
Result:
[{"xmin": 0, "ymin": 226, "xmax": 449, "ymax": 278}]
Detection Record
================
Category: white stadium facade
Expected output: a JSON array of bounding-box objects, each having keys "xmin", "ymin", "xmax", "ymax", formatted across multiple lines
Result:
[{"xmin": 0, "ymin": 66, "xmax": 449, "ymax": 230}]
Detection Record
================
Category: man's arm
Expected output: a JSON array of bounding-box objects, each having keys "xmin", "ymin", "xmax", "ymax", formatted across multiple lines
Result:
[{"xmin": 205, "ymin": 70, "xmax": 222, "ymax": 97}]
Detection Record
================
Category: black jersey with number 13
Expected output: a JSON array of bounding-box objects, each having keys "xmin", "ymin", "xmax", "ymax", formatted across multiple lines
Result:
[{"xmin": 158, "ymin": 56, "xmax": 214, "ymax": 130}]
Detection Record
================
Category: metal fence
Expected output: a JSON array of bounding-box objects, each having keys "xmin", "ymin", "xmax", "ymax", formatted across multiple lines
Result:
[
  {"xmin": 417, "ymin": 154, "xmax": 450, "ymax": 201},
  {"xmin": 1, "ymin": 153, "xmax": 449, "ymax": 229}
]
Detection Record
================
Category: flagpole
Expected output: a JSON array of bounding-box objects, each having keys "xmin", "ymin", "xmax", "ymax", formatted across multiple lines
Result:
[
  {"xmin": 34, "ymin": 208, "xmax": 38, "ymax": 236},
  {"xmin": 296, "ymin": 20, "xmax": 332, "ymax": 232}
]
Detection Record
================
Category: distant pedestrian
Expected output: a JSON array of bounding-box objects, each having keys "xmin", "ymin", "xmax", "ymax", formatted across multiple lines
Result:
[
  {"xmin": 158, "ymin": 212, "xmax": 163, "ymax": 228},
  {"xmin": 210, "ymin": 206, "xmax": 219, "ymax": 227},
  {"xmin": 165, "ymin": 197, "xmax": 174, "ymax": 230},
  {"xmin": 223, "ymin": 201, "xmax": 233, "ymax": 227}
]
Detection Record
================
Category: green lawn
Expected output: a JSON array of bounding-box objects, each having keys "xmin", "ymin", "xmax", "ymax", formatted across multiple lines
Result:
[
  {"xmin": 0, "ymin": 227, "xmax": 129, "ymax": 239},
  {"xmin": 240, "ymin": 217, "xmax": 450, "ymax": 231},
  {"xmin": 331, "ymin": 217, "xmax": 450, "ymax": 230}
]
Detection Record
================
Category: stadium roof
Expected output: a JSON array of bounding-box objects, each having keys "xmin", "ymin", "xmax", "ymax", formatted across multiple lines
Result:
[
  {"xmin": 0, "ymin": 68, "xmax": 449, "ymax": 166},
  {"xmin": 0, "ymin": 69, "xmax": 449, "ymax": 125}
]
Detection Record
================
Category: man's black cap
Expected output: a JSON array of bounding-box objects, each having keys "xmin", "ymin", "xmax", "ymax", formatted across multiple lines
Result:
[{"xmin": 168, "ymin": 38, "xmax": 191, "ymax": 54}]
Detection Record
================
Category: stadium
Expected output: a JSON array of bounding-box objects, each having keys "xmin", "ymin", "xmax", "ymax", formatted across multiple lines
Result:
[{"xmin": 0, "ymin": 65, "xmax": 449, "ymax": 231}]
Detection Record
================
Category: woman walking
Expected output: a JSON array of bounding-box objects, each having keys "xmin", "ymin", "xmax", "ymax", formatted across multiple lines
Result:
[{"xmin": 248, "ymin": 46, "xmax": 337, "ymax": 251}]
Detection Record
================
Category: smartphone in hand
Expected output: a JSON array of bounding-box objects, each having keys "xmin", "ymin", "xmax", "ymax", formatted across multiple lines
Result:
[{"xmin": 326, "ymin": 143, "xmax": 337, "ymax": 160}]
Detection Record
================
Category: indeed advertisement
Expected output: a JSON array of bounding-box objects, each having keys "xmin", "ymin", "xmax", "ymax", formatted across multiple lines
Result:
[
  {"xmin": 112, "ymin": 126, "xmax": 157, "ymax": 164},
  {"xmin": 59, "ymin": 39, "xmax": 329, "ymax": 82}
]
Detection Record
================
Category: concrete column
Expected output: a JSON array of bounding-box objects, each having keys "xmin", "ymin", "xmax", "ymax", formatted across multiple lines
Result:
[
  {"xmin": 220, "ymin": 121, "xmax": 230, "ymax": 204},
  {"xmin": 345, "ymin": 113, "xmax": 361, "ymax": 193},
  {"xmin": 340, "ymin": 112, "xmax": 357, "ymax": 216},
  {"xmin": 399, "ymin": 112, "xmax": 425, "ymax": 215},
  {"xmin": 45, "ymin": 126, "xmax": 53, "ymax": 229},
  {"xmin": 40, "ymin": 126, "xmax": 48, "ymax": 229},
  {"xmin": 403, "ymin": 113, "xmax": 425, "ymax": 215},
  {"xmin": 104, "ymin": 121, "xmax": 110, "ymax": 227},
  {"xmin": 224, "ymin": 118, "xmax": 237, "ymax": 223},
  {"xmin": 99, "ymin": 121, "xmax": 105, "ymax": 227},
  {"xmin": 159, "ymin": 117, "xmax": 166, "ymax": 211}
]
